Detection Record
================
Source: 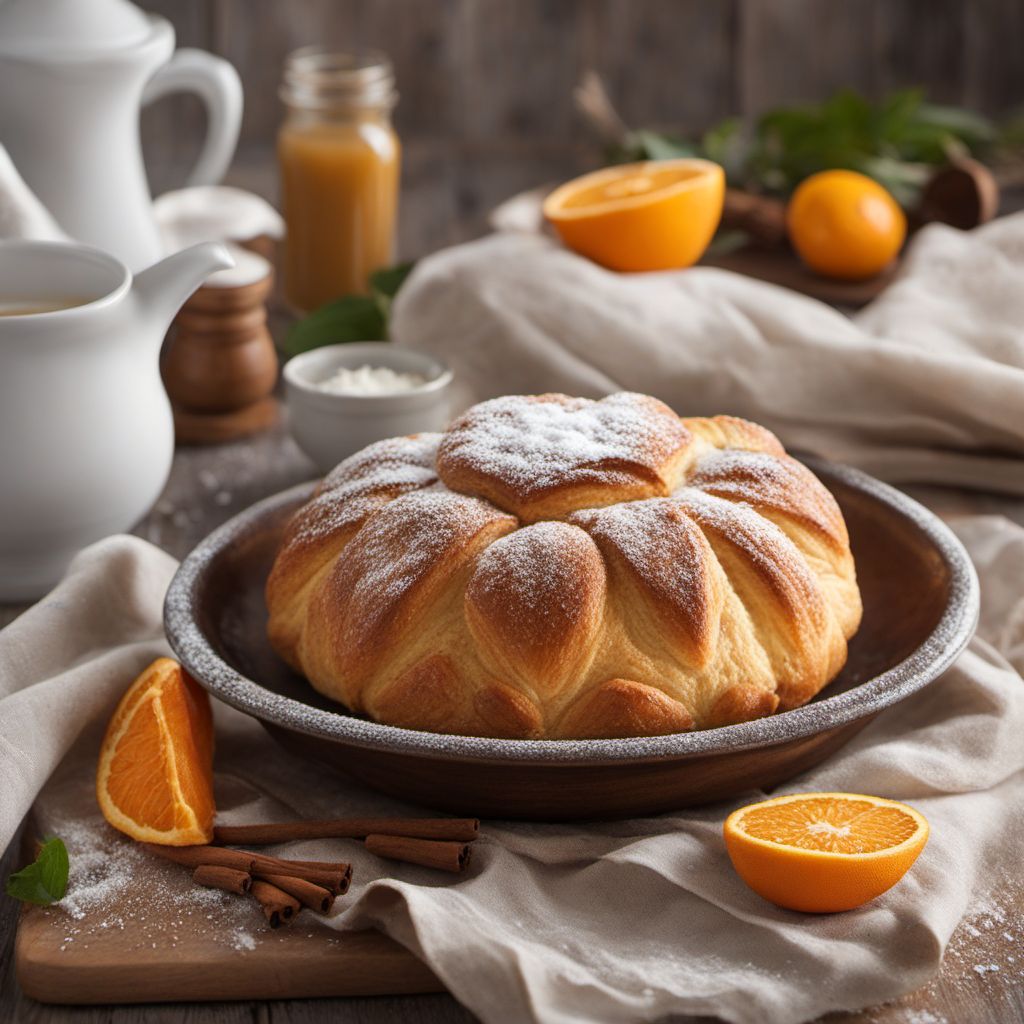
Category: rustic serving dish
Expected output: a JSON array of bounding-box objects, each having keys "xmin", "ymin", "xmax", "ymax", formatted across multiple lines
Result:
[{"xmin": 165, "ymin": 459, "xmax": 978, "ymax": 820}]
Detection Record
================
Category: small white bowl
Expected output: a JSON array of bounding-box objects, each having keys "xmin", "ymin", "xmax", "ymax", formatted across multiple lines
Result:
[{"xmin": 283, "ymin": 342, "xmax": 454, "ymax": 473}]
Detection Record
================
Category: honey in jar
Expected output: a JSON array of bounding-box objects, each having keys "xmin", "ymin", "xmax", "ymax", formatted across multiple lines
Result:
[{"xmin": 279, "ymin": 49, "xmax": 400, "ymax": 313}]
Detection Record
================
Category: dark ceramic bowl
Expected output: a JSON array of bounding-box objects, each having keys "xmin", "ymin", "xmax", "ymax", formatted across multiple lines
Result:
[{"xmin": 164, "ymin": 460, "xmax": 978, "ymax": 820}]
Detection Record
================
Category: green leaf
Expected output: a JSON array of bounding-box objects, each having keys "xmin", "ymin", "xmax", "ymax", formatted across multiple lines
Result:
[
  {"xmin": 283, "ymin": 262, "xmax": 415, "ymax": 358},
  {"xmin": 369, "ymin": 262, "xmax": 415, "ymax": 301},
  {"xmin": 369, "ymin": 261, "xmax": 416, "ymax": 323},
  {"xmin": 916, "ymin": 103, "xmax": 996, "ymax": 147},
  {"xmin": 610, "ymin": 129, "xmax": 696, "ymax": 164},
  {"xmin": 284, "ymin": 295, "xmax": 387, "ymax": 358},
  {"xmin": 634, "ymin": 129, "xmax": 696, "ymax": 161},
  {"xmin": 700, "ymin": 118, "xmax": 745, "ymax": 181},
  {"xmin": 6, "ymin": 836, "xmax": 69, "ymax": 906}
]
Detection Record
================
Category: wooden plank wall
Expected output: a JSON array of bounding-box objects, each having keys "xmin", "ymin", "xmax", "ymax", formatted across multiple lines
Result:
[{"xmin": 140, "ymin": 0, "xmax": 1024, "ymax": 259}]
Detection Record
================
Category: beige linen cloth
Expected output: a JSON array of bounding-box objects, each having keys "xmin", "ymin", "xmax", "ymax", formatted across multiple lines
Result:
[
  {"xmin": 1, "ymin": 528, "xmax": 1023, "ymax": 1024},
  {"xmin": 390, "ymin": 216, "xmax": 1024, "ymax": 494}
]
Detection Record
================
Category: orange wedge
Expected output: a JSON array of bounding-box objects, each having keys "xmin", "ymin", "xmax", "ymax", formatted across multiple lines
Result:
[
  {"xmin": 724, "ymin": 792, "xmax": 928, "ymax": 913},
  {"xmin": 543, "ymin": 159, "xmax": 725, "ymax": 272},
  {"xmin": 96, "ymin": 657, "xmax": 215, "ymax": 846}
]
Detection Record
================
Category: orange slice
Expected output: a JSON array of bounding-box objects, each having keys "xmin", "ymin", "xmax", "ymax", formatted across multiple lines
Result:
[
  {"xmin": 96, "ymin": 657, "xmax": 215, "ymax": 846},
  {"xmin": 543, "ymin": 159, "xmax": 725, "ymax": 272},
  {"xmin": 724, "ymin": 792, "xmax": 928, "ymax": 913}
]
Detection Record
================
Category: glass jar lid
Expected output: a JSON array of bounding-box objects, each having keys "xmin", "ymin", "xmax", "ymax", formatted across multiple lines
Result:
[{"xmin": 280, "ymin": 48, "xmax": 397, "ymax": 111}]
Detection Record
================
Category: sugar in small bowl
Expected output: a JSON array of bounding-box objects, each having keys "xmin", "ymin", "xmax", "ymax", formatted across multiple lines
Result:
[{"xmin": 283, "ymin": 342, "xmax": 453, "ymax": 472}]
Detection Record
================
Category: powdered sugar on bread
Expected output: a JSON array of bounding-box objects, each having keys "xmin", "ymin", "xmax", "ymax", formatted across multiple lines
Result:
[{"xmin": 266, "ymin": 393, "xmax": 862, "ymax": 738}]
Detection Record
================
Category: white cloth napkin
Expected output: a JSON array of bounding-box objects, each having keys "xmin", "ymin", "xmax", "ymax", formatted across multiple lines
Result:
[
  {"xmin": 4, "ymin": 524, "xmax": 1024, "ymax": 1024},
  {"xmin": 390, "ymin": 218, "xmax": 1024, "ymax": 494}
]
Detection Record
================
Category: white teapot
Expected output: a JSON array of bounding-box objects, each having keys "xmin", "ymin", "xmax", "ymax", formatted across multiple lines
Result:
[
  {"xmin": 0, "ymin": 0, "xmax": 242, "ymax": 270},
  {"xmin": 0, "ymin": 238, "xmax": 232, "ymax": 600}
]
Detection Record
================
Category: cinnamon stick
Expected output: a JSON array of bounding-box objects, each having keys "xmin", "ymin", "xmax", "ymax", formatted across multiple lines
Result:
[
  {"xmin": 259, "ymin": 873, "xmax": 335, "ymax": 913},
  {"xmin": 214, "ymin": 817, "xmax": 480, "ymax": 845},
  {"xmin": 249, "ymin": 856, "xmax": 354, "ymax": 888},
  {"xmin": 141, "ymin": 844, "xmax": 351, "ymax": 892},
  {"xmin": 192, "ymin": 864, "xmax": 252, "ymax": 895},
  {"xmin": 256, "ymin": 864, "xmax": 352, "ymax": 897},
  {"xmin": 364, "ymin": 834, "xmax": 472, "ymax": 874},
  {"xmin": 141, "ymin": 843, "xmax": 257, "ymax": 874},
  {"xmin": 251, "ymin": 879, "xmax": 300, "ymax": 929},
  {"xmin": 252, "ymin": 856, "xmax": 351, "ymax": 896}
]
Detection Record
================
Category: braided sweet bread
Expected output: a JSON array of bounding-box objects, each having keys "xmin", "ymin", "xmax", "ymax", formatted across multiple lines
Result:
[{"xmin": 266, "ymin": 393, "xmax": 861, "ymax": 739}]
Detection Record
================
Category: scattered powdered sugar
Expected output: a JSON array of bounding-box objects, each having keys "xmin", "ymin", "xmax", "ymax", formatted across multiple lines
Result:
[
  {"xmin": 688, "ymin": 448, "xmax": 842, "ymax": 541},
  {"xmin": 231, "ymin": 928, "xmax": 258, "ymax": 952},
  {"xmin": 57, "ymin": 817, "xmax": 153, "ymax": 922},
  {"xmin": 677, "ymin": 488, "xmax": 814, "ymax": 585},
  {"xmin": 36, "ymin": 803, "xmax": 263, "ymax": 955},
  {"xmin": 910, "ymin": 889, "xmax": 1024, "ymax": 1009},
  {"xmin": 568, "ymin": 498, "xmax": 712, "ymax": 629},
  {"xmin": 467, "ymin": 520, "xmax": 603, "ymax": 629},
  {"xmin": 286, "ymin": 434, "xmax": 442, "ymax": 546},
  {"xmin": 437, "ymin": 392, "xmax": 691, "ymax": 499},
  {"xmin": 338, "ymin": 489, "xmax": 514, "ymax": 613},
  {"xmin": 972, "ymin": 963, "xmax": 1000, "ymax": 975},
  {"xmin": 322, "ymin": 433, "xmax": 441, "ymax": 491}
]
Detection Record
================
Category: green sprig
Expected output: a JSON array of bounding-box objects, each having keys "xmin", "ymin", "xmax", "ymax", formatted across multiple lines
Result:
[
  {"xmin": 5, "ymin": 836, "xmax": 69, "ymax": 906},
  {"xmin": 284, "ymin": 261, "xmax": 416, "ymax": 358},
  {"xmin": 611, "ymin": 88, "xmax": 1000, "ymax": 207}
]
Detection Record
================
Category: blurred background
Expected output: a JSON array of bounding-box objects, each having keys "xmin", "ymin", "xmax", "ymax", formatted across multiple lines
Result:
[{"xmin": 143, "ymin": 0, "xmax": 1024, "ymax": 259}]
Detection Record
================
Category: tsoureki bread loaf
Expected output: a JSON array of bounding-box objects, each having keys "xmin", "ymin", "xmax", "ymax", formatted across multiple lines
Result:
[{"xmin": 266, "ymin": 392, "xmax": 862, "ymax": 739}]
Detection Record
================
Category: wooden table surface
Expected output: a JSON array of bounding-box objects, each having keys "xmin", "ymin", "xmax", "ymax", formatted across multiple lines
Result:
[{"xmin": 2, "ymin": 308, "xmax": 1024, "ymax": 1021}]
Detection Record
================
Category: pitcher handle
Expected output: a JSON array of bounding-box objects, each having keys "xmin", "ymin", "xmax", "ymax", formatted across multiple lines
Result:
[{"xmin": 143, "ymin": 49, "xmax": 244, "ymax": 187}]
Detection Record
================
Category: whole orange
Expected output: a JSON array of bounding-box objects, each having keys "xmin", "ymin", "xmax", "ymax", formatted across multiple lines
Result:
[{"xmin": 787, "ymin": 170, "xmax": 906, "ymax": 280}]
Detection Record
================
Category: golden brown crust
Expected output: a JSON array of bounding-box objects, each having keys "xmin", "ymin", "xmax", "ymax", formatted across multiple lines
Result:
[
  {"xmin": 706, "ymin": 683, "xmax": 780, "ymax": 728},
  {"xmin": 682, "ymin": 414, "xmax": 785, "ymax": 456},
  {"xmin": 556, "ymin": 679, "xmax": 695, "ymax": 739},
  {"xmin": 674, "ymin": 489, "xmax": 837, "ymax": 710},
  {"xmin": 265, "ymin": 434, "xmax": 444, "ymax": 668},
  {"xmin": 570, "ymin": 499, "xmax": 725, "ymax": 670},
  {"xmin": 465, "ymin": 521, "xmax": 606, "ymax": 695},
  {"xmin": 473, "ymin": 682, "xmax": 545, "ymax": 738},
  {"xmin": 368, "ymin": 655, "xmax": 466, "ymax": 733},
  {"xmin": 688, "ymin": 448, "xmax": 848, "ymax": 553},
  {"xmin": 265, "ymin": 396, "xmax": 862, "ymax": 739},
  {"xmin": 299, "ymin": 490, "xmax": 516, "ymax": 707},
  {"xmin": 437, "ymin": 393, "xmax": 694, "ymax": 523}
]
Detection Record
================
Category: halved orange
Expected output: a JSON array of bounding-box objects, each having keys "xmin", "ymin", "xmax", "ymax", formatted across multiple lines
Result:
[
  {"xmin": 724, "ymin": 792, "xmax": 928, "ymax": 913},
  {"xmin": 543, "ymin": 159, "xmax": 725, "ymax": 272},
  {"xmin": 96, "ymin": 657, "xmax": 215, "ymax": 846}
]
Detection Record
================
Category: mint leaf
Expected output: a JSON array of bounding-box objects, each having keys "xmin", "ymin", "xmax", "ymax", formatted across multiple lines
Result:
[
  {"xmin": 370, "ymin": 262, "xmax": 415, "ymax": 301},
  {"xmin": 6, "ymin": 836, "xmax": 69, "ymax": 906},
  {"xmin": 284, "ymin": 295, "xmax": 386, "ymax": 357},
  {"xmin": 283, "ymin": 262, "xmax": 416, "ymax": 358}
]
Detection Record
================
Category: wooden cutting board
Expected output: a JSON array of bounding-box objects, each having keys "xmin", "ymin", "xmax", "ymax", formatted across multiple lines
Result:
[
  {"xmin": 705, "ymin": 245, "xmax": 897, "ymax": 307},
  {"xmin": 16, "ymin": 905, "xmax": 444, "ymax": 1004},
  {"xmin": 14, "ymin": 824, "xmax": 444, "ymax": 1005}
]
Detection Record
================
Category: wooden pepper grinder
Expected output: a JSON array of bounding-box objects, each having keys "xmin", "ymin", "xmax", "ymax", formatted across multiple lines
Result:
[{"xmin": 161, "ymin": 245, "xmax": 279, "ymax": 444}]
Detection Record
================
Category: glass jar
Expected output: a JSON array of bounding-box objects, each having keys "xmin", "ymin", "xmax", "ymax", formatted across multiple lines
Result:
[{"xmin": 278, "ymin": 49, "xmax": 401, "ymax": 314}]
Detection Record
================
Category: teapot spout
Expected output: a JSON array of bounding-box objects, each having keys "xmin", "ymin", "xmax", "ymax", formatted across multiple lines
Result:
[{"xmin": 131, "ymin": 242, "xmax": 234, "ymax": 337}]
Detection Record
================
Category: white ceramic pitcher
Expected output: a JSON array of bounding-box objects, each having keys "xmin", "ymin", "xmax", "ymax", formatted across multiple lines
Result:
[
  {"xmin": 0, "ymin": 0, "xmax": 242, "ymax": 270},
  {"xmin": 0, "ymin": 239, "xmax": 233, "ymax": 601}
]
